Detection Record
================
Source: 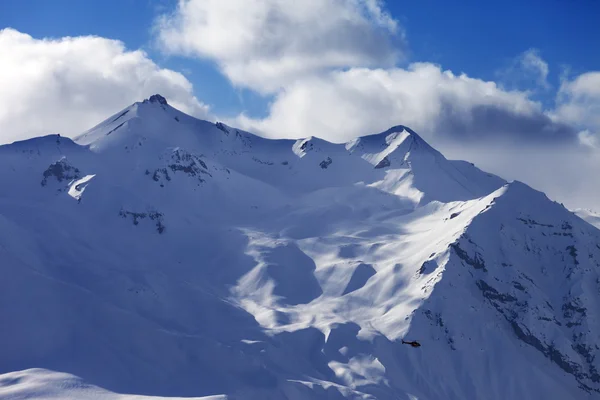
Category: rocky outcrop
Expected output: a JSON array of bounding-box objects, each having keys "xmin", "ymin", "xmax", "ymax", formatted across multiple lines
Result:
[
  {"xmin": 41, "ymin": 158, "xmax": 81, "ymax": 190},
  {"xmin": 119, "ymin": 209, "xmax": 165, "ymax": 234}
]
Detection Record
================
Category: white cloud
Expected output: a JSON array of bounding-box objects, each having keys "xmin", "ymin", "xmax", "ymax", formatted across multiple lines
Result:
[
  {"xmin": 440, "ymin": 141, "xmax": 600, "ymax": 210},
  {"xmin": 578, "ymin": 130, "xmax": 599, "ymax": 149},
  {"xmin": 0, "ymin": 28, "xmax": 209, "ymax": 144},
  {"xmin": 155, "ymin": 2, "xmax": 579, "ymax": 147},
  {"xmin": 555, "ymin": 71, "xmax": 600, "ymax": 135},
  {"xmin": 155, "ymin": 0, "xmax": 404, "ymax": 94},
  {"xmin": 496, "ymin": 48, "xmax": 550, "ymax": 91},
  {"xmin": 520, "ymin": 49, "xmax": 550, "ymax": 89},
  {"xmin": 235, "ymin": 63, "xmax": 576, "ymax": 144}
]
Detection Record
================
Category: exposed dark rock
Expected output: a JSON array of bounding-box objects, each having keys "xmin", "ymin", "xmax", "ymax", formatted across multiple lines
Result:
[
  {"xmin": 106, "ymin": 121, "xmax": 126, "ymax": 136},
  {"xmin": 563, "ymin": 299, "xmax": 587, "ymax": 319},
  {"xmin": 149, "ymin": 149, "xmax": 211, "ymax": 186},
  {"xmin": 252, "ymin": 157, "xmax": 274, "ymax": 166},
  {"xmin": 553, "ymin": 232, "xmax": 574, "ymax": 237},
  {"xmin": 374, "ymin": 156, "xmax": 391, "ymax": 169},
  {"xmin": 111, "ymin": 110, "xmax": 129, "ymax": 123},
  {"xmin": 418, "ymin": 259, "xmax": 438, "ymax": 275},
  {"xmin": 476, "ymin": 280, "xmax": 517, "ymax": 303},
  {"xmin": 511, "ymin": 320, "xmax": 575, "ymax": 372},
  {"xmin": 119, "ymin": 209, "xmax": 165, "ymax": 234},
  {"xmin": 234, "ymin": 130, "xmax": 252, "ymax": 147},
  {"xmin": 451, "ymin": 243, "xmax": 487, "ymax": 271},
  {"xmin": 423, "ymin": 310, "xmax": 455, "ymax": 350},
  {"xmin": 41, "ymin": 159, "xmax": 80, "ymax": 189},
  {"xmin": 517, "ymin": 217, "xmax": 554, "ymax": 228},
  {"xmin": 319, "ymin": 157, "xmax": 333, "ymax": 169},
  {"xmin": 477, "ymin": 272, "xmax": 598, "ymax": 392},
  {"xmin": 566, "ymin": 245, "xmax": 579, "ymax": 265},
  {"xmin": 215, "ymin": 122, "xmax": 229, "ymax": 134},
  {"xmin": 152, "ymin": 168, "xmax": 171, "ymax": 184},
  {"xmin": 147, "ymin": 94, "xmax": 168, "ymax": 105}
]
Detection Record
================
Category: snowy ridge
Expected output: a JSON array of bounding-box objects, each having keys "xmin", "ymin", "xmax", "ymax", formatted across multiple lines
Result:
[{"xmin": 1, "ymin": 95, "xmax": 599, "ymax": 400}]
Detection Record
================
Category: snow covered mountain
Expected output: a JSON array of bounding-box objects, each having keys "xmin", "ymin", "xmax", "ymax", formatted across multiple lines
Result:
[{"xmin": 1, "ymin": 94, "xmax": 599, "ymax": 400}]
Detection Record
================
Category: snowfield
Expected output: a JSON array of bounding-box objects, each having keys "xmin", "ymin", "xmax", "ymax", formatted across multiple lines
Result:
[{"xmin": 1, "ymin": 94, "xmax": 599, "ymax": 400}]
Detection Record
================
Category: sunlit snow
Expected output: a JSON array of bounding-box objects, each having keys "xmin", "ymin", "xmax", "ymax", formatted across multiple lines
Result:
[{"xmin": 1, "ymin": 94, "xmax": 599, "ymax": 400}]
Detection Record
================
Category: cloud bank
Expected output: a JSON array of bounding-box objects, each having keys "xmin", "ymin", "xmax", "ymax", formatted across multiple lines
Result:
[
  {"xmin": 0, "ymin": 28, "xmax": 209, "ymax": 144},
  {"xmin": 156, "ymin": 0, "xmax": 591, "ymax": 148},
  {"xmin": 156, "ymin": 0, "xmax": 404, "ymax": 94},
  {"xmin": 236, "ymin": 64, "xmax": 578, "ymax": 144},
  {"xmin": 555, "ymin": 71, "xmax": 600, "ymax": 140}
]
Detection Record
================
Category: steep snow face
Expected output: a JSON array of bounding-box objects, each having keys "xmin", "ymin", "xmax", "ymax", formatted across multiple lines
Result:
[
  {"xmin": 402, "ymin": 183, "xmax": 600, "ymax": 399},
  {"xmin": 1, "ymin": 95, "xmax": 599, "ymax": 400}
]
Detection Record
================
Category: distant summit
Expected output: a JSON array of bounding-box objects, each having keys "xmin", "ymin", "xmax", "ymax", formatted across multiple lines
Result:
[{"xmin": 144, "ymin": 94, "xmax": 168, "ymax": 105}]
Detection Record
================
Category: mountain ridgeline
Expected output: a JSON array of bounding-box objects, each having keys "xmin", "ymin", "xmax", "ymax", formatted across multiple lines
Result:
[{"xmin": 1, "ymin": 95, "xmax": 599, "ymax": 400}]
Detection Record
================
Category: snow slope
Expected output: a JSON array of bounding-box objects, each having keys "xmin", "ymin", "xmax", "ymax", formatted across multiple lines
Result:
[
  {"xmin": 0, "ymin": 369, "xmax": 224, "ymax": 400},
  {"xmin": 1, "ymin": 94, "xmax": 599, "ymax": 400}
]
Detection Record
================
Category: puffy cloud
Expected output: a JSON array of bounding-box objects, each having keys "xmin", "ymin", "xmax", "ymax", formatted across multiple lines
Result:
[
  {"xmin": 555, "ymin": 71, "xmax": 600, "ymax": 136},
  {"xmin": 0, "ymin": 28, "xmax": 209, "ymax": 144},
  {"xmin": 235, "ymin": 63, "xmax": 578, "ymax": 144},
  {"xmin": 155, "ymin": 0, "xmax": 404, "ymax": 93},
  {"xmin": 156, "ymin": 2, "xmax": 579, "ymax": 148}
]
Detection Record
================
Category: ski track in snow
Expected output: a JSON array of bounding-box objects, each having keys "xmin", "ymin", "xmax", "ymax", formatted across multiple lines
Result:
[{"xmin": 1, "ymin": 94, "xmax": 599, "ymax": 400}]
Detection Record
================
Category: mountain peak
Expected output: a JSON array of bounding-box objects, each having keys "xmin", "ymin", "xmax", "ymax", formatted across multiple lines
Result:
[
  {"xmin": 144, "ymin": 94, "xmax": 168, "ymax": 106},
  {"xmin": 355, "ymin": 124, "xmax": 435, "ymax": 154}
]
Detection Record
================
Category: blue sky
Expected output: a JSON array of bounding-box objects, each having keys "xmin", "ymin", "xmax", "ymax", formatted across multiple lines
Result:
[
  {"xmin": 2, "ymin": 0, "xmax": 598, "ymax": 118},
  {"xmin": 399, "ymin": 0, "xmax": 600, "ymax": 81}
]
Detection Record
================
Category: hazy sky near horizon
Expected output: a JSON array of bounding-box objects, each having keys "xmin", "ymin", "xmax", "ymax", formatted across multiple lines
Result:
[{"xmin": 1, "ymin": 0, "xmax": 599, "ymax": 208}]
